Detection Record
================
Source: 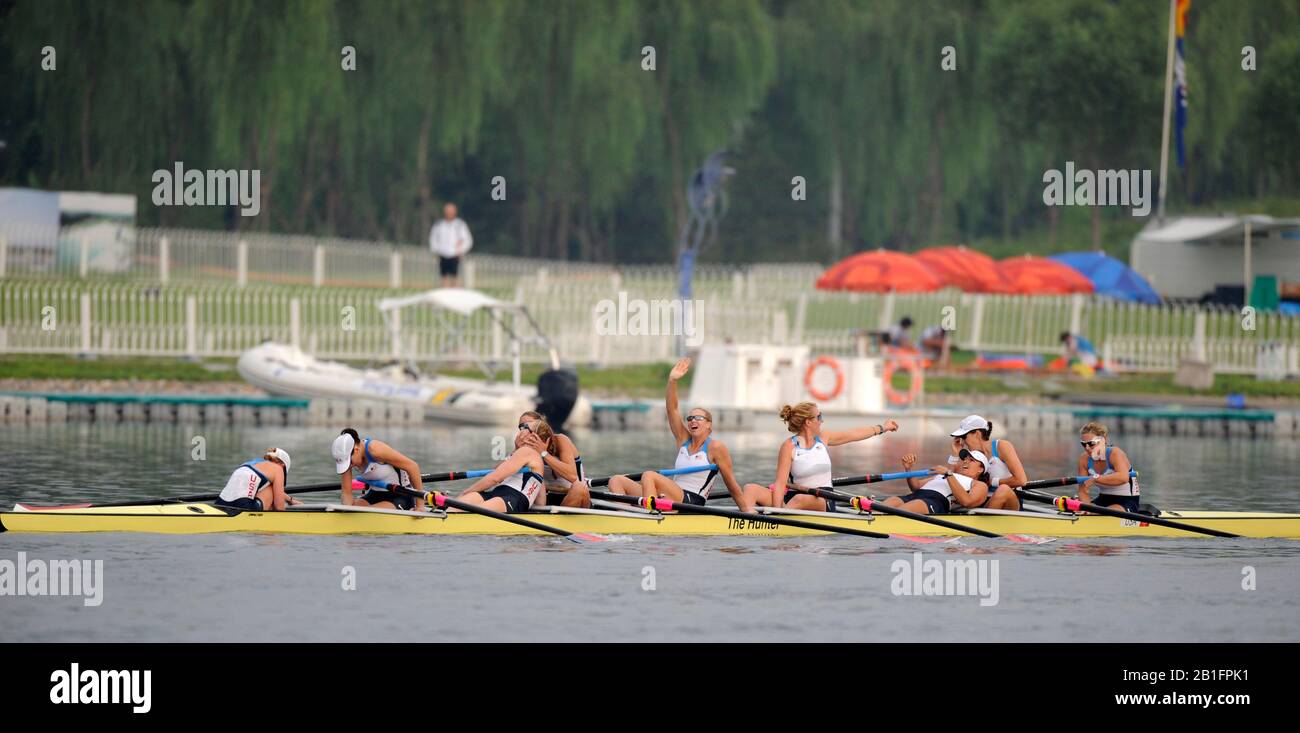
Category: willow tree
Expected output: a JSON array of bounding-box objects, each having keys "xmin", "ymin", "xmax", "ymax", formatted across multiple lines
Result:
[
  {"xmin": 985, "ymin": 0, "xmax": 1164, "ymax": 249},
  {"xmin": 2, "ymin": 0, "xmax": 186, "ymax": 200},
  {"xmin": 484, "ymin": 0, "xmax": 654, "ymax": 260},
  {"xmin": 636, "ymin": 0, "xmax": 777, "ymax": 249}
]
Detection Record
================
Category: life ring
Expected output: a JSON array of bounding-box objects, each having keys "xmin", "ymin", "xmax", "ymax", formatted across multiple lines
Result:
[
  {"xmin": 805, "ymin": 356, "xmax": 845, "ymax": 401},
  {"xmin": 883, "ymin": 355, "xmax": 923, "ymax": 405}
]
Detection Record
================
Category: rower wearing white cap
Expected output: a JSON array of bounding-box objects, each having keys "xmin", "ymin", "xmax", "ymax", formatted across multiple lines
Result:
[
  {"xmin": 948, "ymin": 414, "xmax": 1027, "ymax": 510},
  {"xmin": 884, "ymin": 448, "xmax": 990, "ymax": 515},
  {"xmin": 331, "ymin": 428, "xmax": 425, "ymax": 511},
  {"xmin": 215, "ymin": 448, "xmax": 298, "ymax": 511}
]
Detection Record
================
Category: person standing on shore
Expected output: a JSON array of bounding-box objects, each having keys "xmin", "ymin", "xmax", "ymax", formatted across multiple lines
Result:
[{"xmin": 429, "ymin": 202, "xmax": 473, "ymax": 288}]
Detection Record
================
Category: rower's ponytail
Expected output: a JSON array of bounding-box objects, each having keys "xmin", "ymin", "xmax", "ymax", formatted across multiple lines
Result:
[{"xmin": 779, "ymin": 402, "xmax": 817, "ymax": 433}]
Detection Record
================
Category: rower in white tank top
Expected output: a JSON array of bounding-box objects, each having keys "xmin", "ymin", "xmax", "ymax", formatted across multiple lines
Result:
[
  {"xmin": 917, "ymin": 472, "xmax": 978, "ymax": 509},
  {"xmin": 353, "ymin": 438, "xmax": 412, "ymax": 491},
  {"xmin": 543, "ymin": 455, "xmax": 585, "ymax": 490},
  {"xmin": 675, "ymin": 437, "xmax": 719, "ymax": 500},
  {"xmin": 789, "ymin": 435, "xmax": 833, "ymax": 488},
  {"xmin": 218, "ymin": 461, "xmax": 271, "ymax": 504},
  {"xmin": 496, "ymin": 465, "xmax": 545, "ymax": 507}
]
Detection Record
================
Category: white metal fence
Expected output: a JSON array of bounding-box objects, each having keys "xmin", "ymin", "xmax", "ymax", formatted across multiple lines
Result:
[
  {"xmin": 2, "ymin": 225, "xmax": 1298, "ymax": 375},
  {"xmin": 3, "ymin": 278, "xmax": 1297, "ymax": 375}
]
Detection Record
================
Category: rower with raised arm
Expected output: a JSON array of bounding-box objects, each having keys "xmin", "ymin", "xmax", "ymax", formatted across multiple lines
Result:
[
  {"xmin": 741, "ymin": 402, "xmax": 898, "ymax": 511},
  {"xmin": 606, "ymin": 358, "xmax": 752, "ymax": 512},
  {"xmin": 884, "ymin": 449, "xmax": 990, "ymax": 515},
  {"xmin": 947, "ymin": 414, "xmax": 1027, "ymax": 510},
  {"xmin": 1076, "ymin": 422, "xmax": 1141, "ymax": 512},
  {"xmin": 215, "ymin": 448, "xmax": 298, "ymax": 511},
  {"xmin": 331, "ymin": 429, "xmax": 426, "ymax": 511},
  {"xmin": 453, "ymin": 419, "xmax": 550, "ymax": 513}
]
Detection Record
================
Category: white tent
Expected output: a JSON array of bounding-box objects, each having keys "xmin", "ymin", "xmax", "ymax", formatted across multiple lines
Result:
[{"xmin": 1131, "ymin": 215, "xmax": 1300, "ymax": 300}]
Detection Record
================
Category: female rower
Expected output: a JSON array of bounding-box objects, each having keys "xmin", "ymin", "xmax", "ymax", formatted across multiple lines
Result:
[
  {"xmin": 1076, "ymin": 422, "xmax": 1140, "ymax": 512},
  {"xmin": 454, "ymin": 418, "xmax": 550, "ymax": 512},
  {"xmin": 947, "ymin": 414, "xmax": 1027, "ymax": 510},
  {"xmin": 606, "ymin": 357, "xmax": 752, "ymax": 512},
  {"xmin": 884, "ymin": 448, "xmax": 990, "ymax": 515},
  {"xmin": 741, "ymin": 402, "xmax": 898, "ymax": 511},
  {"xmin": 516, "ymin": 410, "xmax": 590, "ymax": 508},
  {"xmin": 215, "ymin": 448, "xmax": 298, "ymax": 511},
  {"xmin": 331, "ymin": 429, "xmax": 426, "ymax": 511}
]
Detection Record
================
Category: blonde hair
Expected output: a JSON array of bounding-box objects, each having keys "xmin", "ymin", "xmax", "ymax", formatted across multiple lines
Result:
[
  {"xmin": 779, "ymin": 402, "xmax": 818, "ymax": 433},
  {"xmin": 526, "ymin": 419, "xmax": 559, "ymax": 455},
  {"xmin": 687, "ymin": 407, "xmax": 713, "ymax": 422},
  {"xmin": 519, "ymin": 410, "xmax": 543, "ymax": 422},
  {"xmin": 1079, "ymin": 422, "xmax": 1109, "ymax": 438},
  {"xmin": 264, "ymin": 449, "xmax": 285, "ymax": 465}
]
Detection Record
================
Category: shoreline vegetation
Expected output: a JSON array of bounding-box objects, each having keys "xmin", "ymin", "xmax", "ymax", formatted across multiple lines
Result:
[{"xmin": 3, "ymin": 354, "xmax": 1297, "ymax": 404}]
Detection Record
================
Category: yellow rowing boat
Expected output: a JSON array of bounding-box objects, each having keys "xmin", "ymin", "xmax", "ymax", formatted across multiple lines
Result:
[{"xmin": 2, "ymin": 503, "xmax": 1298, "ymax": 538}]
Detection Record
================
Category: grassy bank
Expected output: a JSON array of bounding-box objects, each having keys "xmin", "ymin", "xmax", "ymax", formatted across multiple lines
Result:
[{"xmin": 2, "ymin": 354, "xmax": 1298, "ymax": 402}]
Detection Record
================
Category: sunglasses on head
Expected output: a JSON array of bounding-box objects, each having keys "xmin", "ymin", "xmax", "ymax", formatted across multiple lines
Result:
[
  {"xmin": 685, "ymin": 415, "xmax": 710, "ymax": 423},
  {"xmin": 1080, "ymin": 438, "xmax": 1102, "ymax": 448}
]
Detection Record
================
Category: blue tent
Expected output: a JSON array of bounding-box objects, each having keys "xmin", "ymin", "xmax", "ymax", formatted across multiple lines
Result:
[{"xmin": 1049, "ymin": 252, "xmax": 1161, "ymax": 304}]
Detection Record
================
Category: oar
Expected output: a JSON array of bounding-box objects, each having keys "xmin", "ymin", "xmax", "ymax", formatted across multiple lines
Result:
[
  {"xmin": 388, "ymin": 485, "xmax": 604, "ymax": 544},
  {"xmin": 29, "ymin": 468, "xmax": 502, "ymax": 509},
  {"xmin": 586, "ymin": 488, "xmax": 893, "ymax": 539},
  {"xmin": 795, "ymin": 486, "xmax": 1047, "ymax": 543},
  {"xmin": 832, "ymin": 470, "xmax": 934, "ymax": 487},
  {"xmin": 1015, "ymin": 488, "xmax": 1238, "ymax": 538},
  {"xmin": 587, "ymin": 464, "xmax": 718, "ymax": 487}
]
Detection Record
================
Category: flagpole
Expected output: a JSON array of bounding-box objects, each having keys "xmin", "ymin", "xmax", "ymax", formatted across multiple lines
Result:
[{"xmin": 1156, "ymin": 0, "xmax": 1177, "ymax": 223}]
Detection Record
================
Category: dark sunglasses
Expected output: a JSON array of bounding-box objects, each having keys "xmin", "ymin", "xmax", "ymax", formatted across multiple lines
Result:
[
  {"xmin": 814, "ymin": 414, "xmax": 824, "ymax": 422},
  {"xmin": 685, "ymin": 415, "xmax": 710, "ymax": 423},
  {"xmin": 1080, "ymin": 438, "xmax": 1102, "ymax": 448},
  {"xmin": 518, "ymin": 423, "xmax": 532, "ymax": 431}
]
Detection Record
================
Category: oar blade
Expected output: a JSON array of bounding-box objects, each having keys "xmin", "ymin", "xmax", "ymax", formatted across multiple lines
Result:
[{"xmin": 1006, "ymin": 534, "xmax": 1056, "ymax": 545}]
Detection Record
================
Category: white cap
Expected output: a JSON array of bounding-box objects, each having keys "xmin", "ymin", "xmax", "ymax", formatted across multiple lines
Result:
[
  {"xmin": 950, "ymin": 414, "xmax": 990, "ymax": 437},
  {"xmin": 959, "ymin": 448, "xmax": 989, "ymax": 469},
  {"xmin": 266, "ymin": 447, "xmax": 292, "ymax": 474},
  {"xmin": 331, "ymin": 433, "xmax": 356, "ymax": 474}
]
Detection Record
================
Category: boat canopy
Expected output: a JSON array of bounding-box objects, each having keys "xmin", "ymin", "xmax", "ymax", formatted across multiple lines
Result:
[
  {"xmin": 377, "ymin": 287, "xmax": 559, "ymax": 384},
  {"xmin": 377, "ymin": 287, "xmax": 522, "ymax": 317}
]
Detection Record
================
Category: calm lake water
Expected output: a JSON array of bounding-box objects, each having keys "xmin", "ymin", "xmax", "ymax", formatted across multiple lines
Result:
[{"xmin": 1, "ymin": 421, "xmax": 1298, "ymax": 642}]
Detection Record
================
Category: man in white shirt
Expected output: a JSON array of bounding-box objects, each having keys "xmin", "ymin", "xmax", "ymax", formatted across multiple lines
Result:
[{"xmin": 429, "ymin": 203, "xmax": 473, "ymax": 288}]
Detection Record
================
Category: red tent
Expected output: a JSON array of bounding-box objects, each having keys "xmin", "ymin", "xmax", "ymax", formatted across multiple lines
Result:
[
  {"xmin": 914, "ymin": 245, "xmax": 1014, "ymax": 293},
  {"xmin": 996, "ymin": 255, "xmax": 1095, "ymax": 295},
  {"xmin": 816, "ymin": 249, "xmax": 944, "ymax": 293}
]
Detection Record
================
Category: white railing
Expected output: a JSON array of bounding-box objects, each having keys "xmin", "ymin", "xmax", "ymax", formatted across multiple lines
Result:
[{"xmin": 2, "ymin": 255, "xmax": 1297, "ymax": 375}]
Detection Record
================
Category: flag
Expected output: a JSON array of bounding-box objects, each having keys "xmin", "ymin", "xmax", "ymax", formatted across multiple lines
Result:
[{"xmin": 1175, "ymin": 0, "xmax": 1191, "ymax": 167}]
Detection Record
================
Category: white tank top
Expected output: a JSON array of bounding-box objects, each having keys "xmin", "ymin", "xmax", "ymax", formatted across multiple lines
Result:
[
  {"xmin": 919, "ymin": 472, "xmax": 977, "ymax": 509},
  {"xmin": 986, "ymin": 439, "xmax": 1012, "ymax": 487},
  {"xmin": 789, "ymin": 435, "xmax": 833, "ymax": 489},
  {"xmin": 499, "ymin": 461, "xmax": 545, "ymax": 507},
  {"xmin": 674, "ymin": 437, "xmax": 718, "ymax": 499},
  {"xmin": 543, "ymin": 454, "xmax": 585, "ymax": 490},
  {"xmin": 1088, "ymin": 447, "xmax": 1140, "ymax": 496},
  {"xmin": 354, "ymin": 439, "xmax": 410, "ymax": 491},
  {"xmin": 218, "ymin": 461, "xmax": 270, "ymax": 502}
]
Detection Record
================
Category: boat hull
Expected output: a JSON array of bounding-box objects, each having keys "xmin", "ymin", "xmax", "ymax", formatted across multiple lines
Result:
[{"xmin": 2, "ymin": 504, "xmax": 1298, "ymax": 539}]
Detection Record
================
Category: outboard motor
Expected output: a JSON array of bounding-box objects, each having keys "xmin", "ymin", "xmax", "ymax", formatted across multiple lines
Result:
[{"xmin": 536, "ymin": 368, "xmax": 579, "ymax": 430}]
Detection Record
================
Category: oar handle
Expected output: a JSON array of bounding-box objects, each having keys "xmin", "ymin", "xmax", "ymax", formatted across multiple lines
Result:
[{"xmin": 587, "ymin": 464, "xmax": 718, "ymax": 488}]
